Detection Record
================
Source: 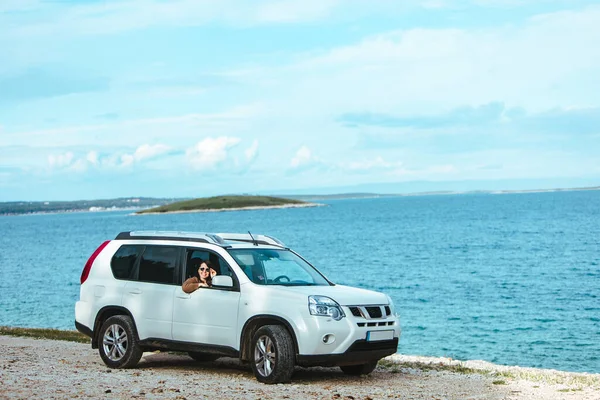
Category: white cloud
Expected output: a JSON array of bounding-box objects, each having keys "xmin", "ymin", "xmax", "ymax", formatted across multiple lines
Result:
[
  {"xmin": 101, "ymin": 154, "xmax": 121, "ymax": 168},
  {"xmin": 120, "ymin": 154, "xmax": 135, "ymax": 167},
  {"xmin": 6, "ymin": 0, "xmax": 342, "ymax": 37},
  {"xmin": 344, "ymin": 156, "xmax": 402, "ymax": 172},
  {"xmin": 290, "ymin": 146, "xmax": 318, "ymax": 169},
  {"xmin": 46, "ymin": 144, "xmax": 171, "ymax": 171},
  {"xmin": 86, "ymin": 151, "xmax": 98, "ymax": 165},
  {"xmin": 186, "ymin": 136, "xmax": 241, "ymax": 170},
  {"xmin": 47, "ymin": 151, "xmax": 92, "ymax": 172},
  {"xmin": 239, "ymin": 5, "xmax": 600, "ymax": 116},
  {"xmin": 119, "ymin": 143, "xmax": 170, "ymax": 167},
  {"xmin": 48, "ymin": 152, "xmax": 74, "ymax": 168},
  {"xmin": 4, "ymin": 0, "xmax": 557, "ymax": 39},
  {"xmin": 245, "ymin": 139, "xmax": 259, "ymax": 162},
  {"xmin": 132, "ymin": 144, "xmax": 171, "ymax": 161}
]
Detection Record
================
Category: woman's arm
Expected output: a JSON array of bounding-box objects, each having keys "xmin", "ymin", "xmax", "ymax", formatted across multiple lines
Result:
[{"xmin": 182, "ymin": 277, "xmax": 200, "ymax": 293}]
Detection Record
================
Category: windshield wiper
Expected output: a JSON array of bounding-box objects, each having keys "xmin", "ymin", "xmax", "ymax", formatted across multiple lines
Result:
[{"xmin": 270, "ymin": 282, "xmax": 320, "ymax": 286}]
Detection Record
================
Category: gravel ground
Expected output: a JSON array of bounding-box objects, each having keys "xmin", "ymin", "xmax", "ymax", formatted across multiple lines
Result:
[{"xmin": 1, "ymin": 336, "xmax": 598, "ymax": 400}]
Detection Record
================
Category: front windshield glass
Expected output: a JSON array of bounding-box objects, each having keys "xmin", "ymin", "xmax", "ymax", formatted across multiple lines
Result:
[{"xmin": 228, "ymin": 248, "xmax": 330, "ymax": 286}]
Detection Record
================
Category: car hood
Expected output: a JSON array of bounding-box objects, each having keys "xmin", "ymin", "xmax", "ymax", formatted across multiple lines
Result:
[{"xmin": 282, "ymin": 284, "xmax": 388, "ymax": 306}]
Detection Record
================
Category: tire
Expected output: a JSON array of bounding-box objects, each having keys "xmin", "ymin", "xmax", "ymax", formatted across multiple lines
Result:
[
  {"xmin": 339, "ymin": 360, "xmax": 378, "ymax": 376},
  {"xmin": 97, "ymin": 315, "xmax": 143, "ymax": 369},
  {"xmin": 188, "ymin": 352, "xmax": 220, "ymax": 362},
  {"xmin": 250, "ymin": 325, "xmax": 295, "ymax": 384}
]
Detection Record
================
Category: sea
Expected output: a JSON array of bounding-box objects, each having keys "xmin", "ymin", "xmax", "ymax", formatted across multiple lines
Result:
[{"xmin": 1, "ymin": 190, "xmax": 599, "ymax": 374}]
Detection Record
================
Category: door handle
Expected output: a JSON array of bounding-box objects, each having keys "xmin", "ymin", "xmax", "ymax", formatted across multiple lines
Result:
[
  {"xmin": 176, "ymin": 293, "xmax": 191, "ymax": 299},
  {"xmin": 128, "ymin": 289, "xmax": 142, "ymax": 294}
]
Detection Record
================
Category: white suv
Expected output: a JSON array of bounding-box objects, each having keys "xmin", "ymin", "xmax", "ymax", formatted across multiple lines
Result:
[{"xmin": 75, "ymin": 231, "xmax": 401, "ymax": 383}]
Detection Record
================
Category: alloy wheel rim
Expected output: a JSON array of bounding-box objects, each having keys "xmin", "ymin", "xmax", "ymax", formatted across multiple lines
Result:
[
  {"xmin": 102, "ymin": 324, "xmax": 128, "ymax": 361},
  {"xmin": 254, "ymin": 335, "xmax": 276, "ymax": 377}
]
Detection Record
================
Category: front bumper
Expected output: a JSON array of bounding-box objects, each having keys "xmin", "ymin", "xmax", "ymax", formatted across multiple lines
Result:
[
  {"xmin": 296, "ymin": 337, "xmax": 399, "ymax": 367},
  {"xmin": 294, "ymin": 306, "xmax": 401, "ymax": 356}
]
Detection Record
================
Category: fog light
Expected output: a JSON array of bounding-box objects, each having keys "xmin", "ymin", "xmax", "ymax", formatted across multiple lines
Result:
[{"xmin": 322, "ymin": 334, "xmax": 335, "ymax": 344}]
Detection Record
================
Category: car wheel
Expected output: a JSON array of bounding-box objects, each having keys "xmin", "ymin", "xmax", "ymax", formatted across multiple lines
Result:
[
  {"xmin": 339, "ymin": 360, "xmax": 378, "ymax": 375},
  {"xmin": 188, "ymin": 352, "xmax": 220, "ymax": 362},
  {"xmin": 250, "ymin": 325, "xmax": 295, "ymax": 384},
  {"xmin": 98, "ymin": 315, "xmax": 143, "ymax": 368}
]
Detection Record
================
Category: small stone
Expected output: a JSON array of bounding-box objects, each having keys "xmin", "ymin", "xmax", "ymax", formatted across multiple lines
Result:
[{"xmin": 105, "ymin": 389, "xmax": 111, "ymax": 393}]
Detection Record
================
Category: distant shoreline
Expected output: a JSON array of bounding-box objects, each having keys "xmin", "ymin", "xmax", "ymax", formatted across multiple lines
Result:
[
  {"xmin": 1, "ymin": 206, "xmax": 148, "ymax": 217},
  {"xmin": 133, "ymin": 202, "xmax": 324, "ymax": 215},
  {"xmin": 1, "ymin": 186, "xmax": 599, "ymax": 216}
]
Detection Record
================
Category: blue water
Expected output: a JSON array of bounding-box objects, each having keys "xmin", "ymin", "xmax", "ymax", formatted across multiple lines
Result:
[{"xmin": 1, "ymin": 191, "xmax": 599, "ymax": 373}]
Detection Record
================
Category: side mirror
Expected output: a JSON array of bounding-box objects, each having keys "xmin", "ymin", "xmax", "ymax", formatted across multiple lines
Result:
[{"xmin": 212, "ymin": 275, "xmax": 233, "ymax": 288}]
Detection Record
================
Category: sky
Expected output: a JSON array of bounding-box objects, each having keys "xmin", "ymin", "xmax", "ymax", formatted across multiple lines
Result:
[{"xmin": 1, "ymin": 0, "xmax": 599, "ymax": 201}]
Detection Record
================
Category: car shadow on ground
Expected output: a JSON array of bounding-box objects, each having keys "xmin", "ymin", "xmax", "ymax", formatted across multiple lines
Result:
[{"xmin": 137, "ymin": 352, "xmax": 401, "ymax": 383}]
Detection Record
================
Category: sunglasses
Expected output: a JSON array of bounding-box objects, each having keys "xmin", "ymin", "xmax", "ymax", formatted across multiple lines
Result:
[{"xmin": 199, "ymin": 267, "xmax": 209, "ymax": 272}]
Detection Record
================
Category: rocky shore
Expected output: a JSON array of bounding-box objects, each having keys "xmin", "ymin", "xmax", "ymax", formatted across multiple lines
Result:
[{"xmin": 1, "ymin": 335, "xmax": 598, "ymax": 399}]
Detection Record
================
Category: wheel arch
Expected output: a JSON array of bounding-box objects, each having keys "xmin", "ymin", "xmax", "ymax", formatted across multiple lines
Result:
[
  {"xmin": 92, "ymin": 306, "xmax": 136, "ymax": 349},
  {"xmin": 239, "ymin": 315, "xmax": 299, "ymax": 362}
]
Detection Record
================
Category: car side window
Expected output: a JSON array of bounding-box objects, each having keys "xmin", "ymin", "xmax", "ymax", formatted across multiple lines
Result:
[
  {"xmin": 185, "ymin": 249, "xmax": 237, "ymax": 289},
  {"xmin": 138, "ymin": 245, "xmax": 179, "ymax": 285},
  {"xmin": 110, "ymin": 245, "xmax": 144, "ymax": 280}
]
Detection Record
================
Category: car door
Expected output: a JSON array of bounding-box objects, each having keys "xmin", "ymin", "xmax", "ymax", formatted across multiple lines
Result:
[
  {"xmin": 172, "ymin": 249, "xmax": 241, "ymax": 348},
  {"xmin": 122, "ymin": 245, "xmax": 181, "ymax": 341}
]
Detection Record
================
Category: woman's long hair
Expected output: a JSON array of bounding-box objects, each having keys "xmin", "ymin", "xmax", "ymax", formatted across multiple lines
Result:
[{"xmin": 193, "ymin": 259, "xmax": 213, "ymax": 285}]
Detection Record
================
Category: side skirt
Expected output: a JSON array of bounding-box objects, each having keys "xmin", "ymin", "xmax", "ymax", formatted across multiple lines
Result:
[{"xmin": 138, "ymin": 338, "xmax": 239, "ymax": 358}]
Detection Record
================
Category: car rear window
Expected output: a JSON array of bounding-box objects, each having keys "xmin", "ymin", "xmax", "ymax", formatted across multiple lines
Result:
[{"xmin": 111, "ymin": 245, "xmax": 144, "ymax": 280}]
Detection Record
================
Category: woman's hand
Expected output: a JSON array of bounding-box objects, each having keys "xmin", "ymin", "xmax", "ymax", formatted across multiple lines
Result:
[
  {"xmin": 198, "ymin": 282, "xmax": 209, "ymax": 288},
  {"xmin": 210, "ymin": 268, "xmax": 217, "ymax": 278}
]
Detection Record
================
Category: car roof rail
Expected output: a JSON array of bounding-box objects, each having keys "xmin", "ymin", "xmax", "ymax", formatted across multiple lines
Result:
[
  {"xmin": 115, "ymin": 231, "xmax": 221, "ymax": 245},
  {"xmin": 215, "ymin": 233, "xmax": 286, "ymax": 247}
]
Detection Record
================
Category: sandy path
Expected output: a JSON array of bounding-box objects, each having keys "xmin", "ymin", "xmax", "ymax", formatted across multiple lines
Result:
[{"xmin": 0, "ymin": 336, "xmax": 597, "ymax": 400}]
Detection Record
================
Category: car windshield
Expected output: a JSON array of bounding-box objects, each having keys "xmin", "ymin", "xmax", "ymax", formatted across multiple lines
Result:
[{"xmin": 228, "ymin": 248, "xmax": 330, "ymax": 286}]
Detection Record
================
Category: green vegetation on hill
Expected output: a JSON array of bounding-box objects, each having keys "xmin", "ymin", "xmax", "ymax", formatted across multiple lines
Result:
[{"xmin": 136, "ymin": 195, "xmax": 307, "ymax": 214}]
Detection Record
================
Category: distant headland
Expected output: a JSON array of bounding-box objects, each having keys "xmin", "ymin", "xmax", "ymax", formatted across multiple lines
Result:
[{"xmin": 134, "ymin": 195, "xmax": 319, "ymax": 215}]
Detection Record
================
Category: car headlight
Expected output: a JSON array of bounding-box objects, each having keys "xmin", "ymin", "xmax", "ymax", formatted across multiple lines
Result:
[{"xmin": 308, "ymin": 295, "xmax": 345, "ymax": 321}]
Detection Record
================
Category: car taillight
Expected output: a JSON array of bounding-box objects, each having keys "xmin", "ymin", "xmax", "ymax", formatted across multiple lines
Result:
[{"xmin": 80, "ymin": 240, "xmax": 111, "ymax": 284}]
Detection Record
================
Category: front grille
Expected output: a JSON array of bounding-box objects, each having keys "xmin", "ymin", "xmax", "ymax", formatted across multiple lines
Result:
[
  {"xmin": 348, "ymin": 305, "xmax": 391, "ymax": 320},
  {"xmin": 365, "ymin": 306, "xmax": 382, "ymax": 318},
  {"xmin": 349, "ymin": 307, "xmax": 362, "ymax": 317}
]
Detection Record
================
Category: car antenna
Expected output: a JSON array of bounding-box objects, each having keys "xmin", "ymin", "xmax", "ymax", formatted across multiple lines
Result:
[{"xmin": 248, "ymin": 231, "xmax": 259, "ymax": 246}]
